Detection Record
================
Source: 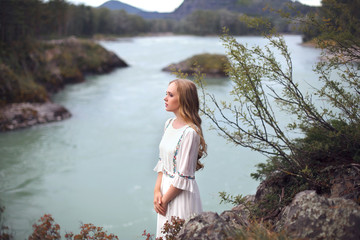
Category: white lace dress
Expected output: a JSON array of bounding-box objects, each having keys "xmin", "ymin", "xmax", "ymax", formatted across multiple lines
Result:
[{"xmin": 153, "ymin": 118, "xmax": 203, "ymax": 238}]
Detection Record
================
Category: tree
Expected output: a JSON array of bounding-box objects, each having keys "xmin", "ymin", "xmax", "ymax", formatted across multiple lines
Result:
[
  {"xmin": 190, "ymin": 1, "xmax": 360, "ymax": 191},
  {"xmin": 177, "ymin": 9, "xmax": 258, "ymax": 36},
  {"xmin": 289, "ymin": 0, "xmax": 360, "ymax": 125},
  {"xmin": 0, "ymin": 0, "xmax": 42, "ymax": 43},
  {"xmin": 179, "ymin": 2, "xmax": 360, "ymax": 218},
  {"xmin": 47, "ymin": 0, "xmax": 68, "ymax": 37},
  {"xmin": 291, "ymin": 0, "xmax": 360, "ymax": 62},
  {"xmin": 66, "ymin": 4, "xmax": 95, "ymax": 37}
]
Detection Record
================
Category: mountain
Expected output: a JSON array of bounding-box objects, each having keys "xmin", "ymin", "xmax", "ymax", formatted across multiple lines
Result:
[
  {"xmin": 99, "ymin": 0, "xmax": 315, "ymax": 20},
  {"xmin": 98, "ymin": 0, "xmax": 143, "ymax": 14},
  {"xmin": 98, "ymin": 0, "xmax": 171, "ymax": 19}
]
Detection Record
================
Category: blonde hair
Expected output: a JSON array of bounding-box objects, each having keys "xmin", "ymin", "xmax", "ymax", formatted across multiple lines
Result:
[{"xmin": 169, "ymin": 79, "xmax": 207, "ymax": 170}]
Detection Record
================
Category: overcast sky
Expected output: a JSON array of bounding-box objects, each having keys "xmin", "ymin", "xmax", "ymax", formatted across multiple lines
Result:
[{"xmin": 66, "ymin": 0, "xmax": 322, "ymax": 13}]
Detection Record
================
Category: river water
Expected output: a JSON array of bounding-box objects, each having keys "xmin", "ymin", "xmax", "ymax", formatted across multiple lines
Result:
[{"xmin": 0, "ymin": 35, "xmax": 321, "ymax": 239}]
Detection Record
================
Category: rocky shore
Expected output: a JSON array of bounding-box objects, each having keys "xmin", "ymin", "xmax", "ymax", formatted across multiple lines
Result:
[
  {"xmin": 0, "ymin": 37, "xmax": 128, "ymax": 132},
  {"xmin": 0, "ymin": 103, "xmax": 71, "ymax": 131},
  {"xmin": 177, "ymin": 164, "xmax": 360, "ymax": 239}
]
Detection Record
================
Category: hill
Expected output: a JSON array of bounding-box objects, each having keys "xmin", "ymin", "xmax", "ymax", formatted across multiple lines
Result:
[{"xmin": 172, "ymin": 0, "xmax": 314, "ymax": 19}]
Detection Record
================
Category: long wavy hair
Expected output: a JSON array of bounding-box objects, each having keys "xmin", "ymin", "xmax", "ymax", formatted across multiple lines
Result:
[{"xmin": 169, "ymin": 79, "xmax": 207, "ymax": 170}]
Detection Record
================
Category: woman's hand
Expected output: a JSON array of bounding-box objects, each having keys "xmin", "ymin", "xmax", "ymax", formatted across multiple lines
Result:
[
  {"xmin": 154, "ymin": 190, "xmax": 167, "ymax": 216},
  {"xmin": 154, "ymin": 172, "xmax": 166, "ymax": 215},
  {"xmin": 157, "ymin": 185, "xmax": 183, "ymax": 216},
  {"xmin": 158, "ymin": 198, "xmax": 168, "ymax": 216}
]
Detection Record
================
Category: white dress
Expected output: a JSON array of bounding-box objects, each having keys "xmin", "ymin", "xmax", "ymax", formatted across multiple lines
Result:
[{"xmin": 153, "ymin": 118, "xmax": 203, "ymax": 238}]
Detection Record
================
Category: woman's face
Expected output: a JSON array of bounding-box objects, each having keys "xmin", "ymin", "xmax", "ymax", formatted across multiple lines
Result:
[{"xmin": 164, "ymin": 82, "xmax": 180, "ymax": 114}]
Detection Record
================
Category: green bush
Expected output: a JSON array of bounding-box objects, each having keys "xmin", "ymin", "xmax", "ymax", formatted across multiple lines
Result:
[
  {"xmin": 297, "ymin": 120, "xmax": 360, "ymax": 164},
  {"xmin": 185, "ymin": 54, "xmax": 229, "ymax": 74},
  {"xmin": 0, "ymin": 64, "xmax": 48, "ymax": 105}
]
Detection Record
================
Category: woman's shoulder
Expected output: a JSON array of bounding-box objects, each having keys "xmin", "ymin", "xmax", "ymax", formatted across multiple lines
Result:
[
  {"xmin": 184, "ymin": 125, "xmax": 199, "ymax": 137},
  {"xmin": 181, "ymin": 127, "xmax": 200, "ymax": 146}
]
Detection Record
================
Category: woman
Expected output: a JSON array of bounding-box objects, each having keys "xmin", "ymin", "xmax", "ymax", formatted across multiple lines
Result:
[{"xmin": 153, "ymin": 79, "xmax": 207, "ymax": 237}]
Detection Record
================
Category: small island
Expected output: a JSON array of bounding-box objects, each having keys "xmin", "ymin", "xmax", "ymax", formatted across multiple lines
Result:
[{"xmin": 162, "ymin": 53, "xmax": 229, "ymax": 78}]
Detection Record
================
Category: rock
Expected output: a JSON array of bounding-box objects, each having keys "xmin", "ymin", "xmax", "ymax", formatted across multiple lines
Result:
[
  {"xmin": 276, "ymin": 190, "xmax": 360, "ymax": 240},
  {"xmin": 255, "ymin": 179, "xmax": 272, "ymax": 202},
  {"xmin": 0, "ymin": 102, "xmax": 71, "ymax": 132},
  {"xmin": 177, "ymin": 211, "xmax": 246, "ymax": 240},
  {"xmin": 329, "ymin": 164, "xmax": 360, "ymax": 201},
  {"xmin": 162, "ymin": 53, "xmax": 229, "ymax": 78},
  {"xmin": 221, "ymin": 194, "xmax": 255, "ymax": 228},
  {"xmin": 101, "ymin": 51, "xmax": 128, "ymax": 72},
  {"xmin": 220, "ymin": 209, "xmax": 249, "ymax": 229}
]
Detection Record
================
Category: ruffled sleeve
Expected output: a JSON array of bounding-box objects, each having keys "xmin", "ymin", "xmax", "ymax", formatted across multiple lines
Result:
[
  {"xmin": 171, "ymin": 128, "xmax": 200, "ymax": 192},
  {"xmin": 153, "ymin": 158, "xmax": 164, "ymax": 173}
]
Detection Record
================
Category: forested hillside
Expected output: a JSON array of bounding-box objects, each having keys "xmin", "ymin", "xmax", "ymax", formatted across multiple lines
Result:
[
  {"xmin": 172, "ymin": 0, "xmax": 313, "ymax": 19},
  {"xmin": 0, "ymin": 0, "xmax": 317, "ymax": 43}
]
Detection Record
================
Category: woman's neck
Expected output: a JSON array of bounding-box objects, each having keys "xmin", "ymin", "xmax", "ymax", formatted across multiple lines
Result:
[{"xmin": 173, "ymin": 114, "xmax": 187, "ymax": 128}]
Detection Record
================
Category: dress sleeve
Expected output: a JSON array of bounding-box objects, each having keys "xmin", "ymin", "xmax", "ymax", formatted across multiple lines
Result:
[
  {"xmin": 153, "ymin": 158, "xmax": 164, "ymax": 173},
  {"xmin": 171, "ymin": 128, "xmax": 200, "ymax": 192}
]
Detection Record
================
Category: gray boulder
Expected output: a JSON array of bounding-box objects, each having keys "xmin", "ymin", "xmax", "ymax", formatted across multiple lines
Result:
[
  {"xmin": 176, "ymin": 195, "xmax": 255, "ymax": 239},
  {"xmin": 330, "ymin": 164, "xmax": 360, "ymax": 201},
  {"xmin": 176, "ymin": 211, "xmax": 244, "ymax": 240},
  {"xmin": 276, "ymin": 190, "xmax": 360, "ymax": 240}
]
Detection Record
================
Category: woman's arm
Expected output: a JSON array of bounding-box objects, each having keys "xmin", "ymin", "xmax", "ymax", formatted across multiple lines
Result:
[
  {"xmin": 154, "ymin": 173, "xmax": 183, "ymax": 216},
  {"xmin": 162, "ymin": 185, "xmax": 183, "ymax": 204},
  {"xmin": 154, "ymin": 172, "xmax": 165, "ymax": 214},
  {"xmin": 154, "ymin": 172, "xmax": 163, "ymax": 195},
  {"xmin": 160, "ymin": 185, "xmax": 183, "ymax": 216}
]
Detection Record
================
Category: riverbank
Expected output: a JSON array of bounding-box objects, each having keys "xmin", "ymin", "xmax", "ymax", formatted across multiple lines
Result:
[{"xmin": 0, "ymin": 37, "xmax": 128, "ymax": 132}]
